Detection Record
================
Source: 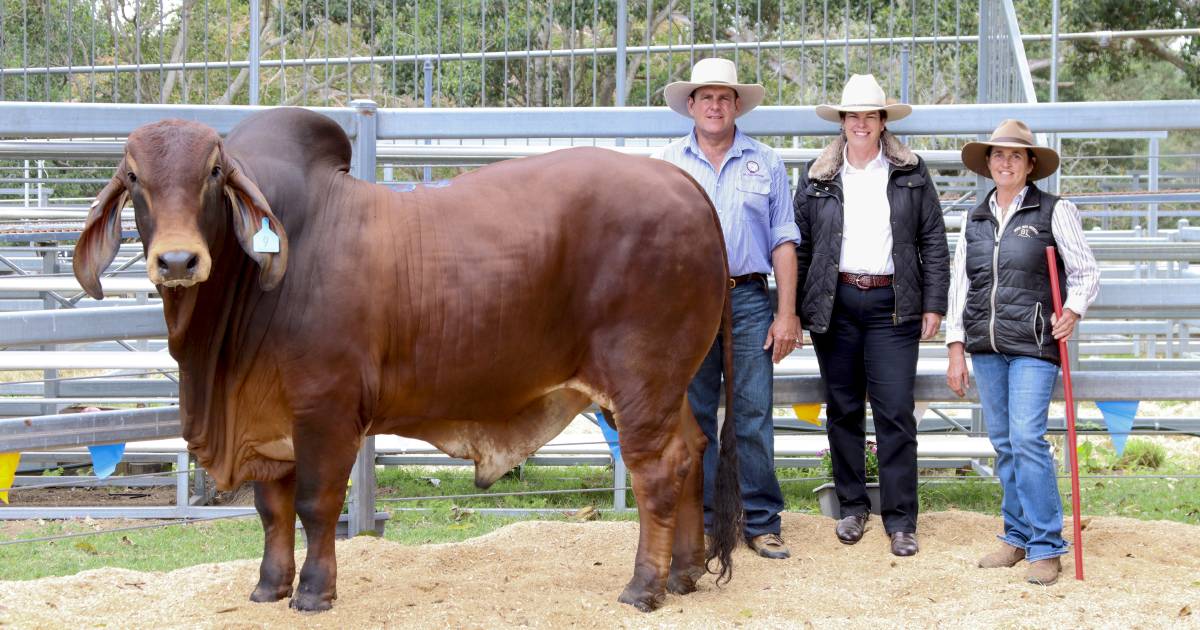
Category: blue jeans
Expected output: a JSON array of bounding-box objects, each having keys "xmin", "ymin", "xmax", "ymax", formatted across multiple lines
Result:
[
  {"xmin": 971, "ymin": 352, "xmax": 1069, "ymax": 562},
  {"xmin": 688, "ymin": 281, "xmax": 783, "ymax": 538}
]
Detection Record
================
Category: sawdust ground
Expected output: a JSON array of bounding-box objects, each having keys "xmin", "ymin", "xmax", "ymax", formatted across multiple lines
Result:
[{"xmin": 1, "ymin": 511, "xmax": 1197, "ymax": 629}]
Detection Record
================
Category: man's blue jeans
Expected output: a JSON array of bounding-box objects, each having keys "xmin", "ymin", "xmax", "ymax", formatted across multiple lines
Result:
[
  {"xmin": 688, "ymin": 281, "xmax": 783, "ymax": 539},
  {"xmin": 971, "ymin": 352, "xmax": 1069, "ymax": 562}
]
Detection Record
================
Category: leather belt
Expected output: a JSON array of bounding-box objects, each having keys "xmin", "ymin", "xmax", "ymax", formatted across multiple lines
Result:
[
  {"xmin": 838, "ymin": 272, "xmax": 893, "ymax": 289},
  {"xmin": 729, "ymin": 272, "xmax": 767, "ymax": 289}
]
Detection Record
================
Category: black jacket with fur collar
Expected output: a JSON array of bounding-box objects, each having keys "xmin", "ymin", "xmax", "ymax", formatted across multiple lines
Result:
[{"xmin": 792, "ymin": 130, "xmax": 950, "ymax": 333}]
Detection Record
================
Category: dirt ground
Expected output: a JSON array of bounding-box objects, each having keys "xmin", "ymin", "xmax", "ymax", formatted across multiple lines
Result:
[{"xmin": 1, "ymin": 511, "xmax": 1197, "ymax": 629}]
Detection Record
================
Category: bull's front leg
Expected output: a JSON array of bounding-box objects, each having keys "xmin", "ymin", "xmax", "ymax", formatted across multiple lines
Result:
[
  {"xmin": 251, "ymin": 472, "xmax": 298, "ymax": 602},
  {"xmin": 290, "ymin": 423, "xmax": 361, "ymax": 612}
]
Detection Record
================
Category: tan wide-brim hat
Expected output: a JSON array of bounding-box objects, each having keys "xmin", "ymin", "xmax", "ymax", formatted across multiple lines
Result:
[
  {"xmin": 961, "ymin": 119, "xmax": 1060, "ymax": 181},
  {"xmin": 663, "ymin": 57, "xmax": 766, "ymax": 118},
  {"xmin": 815, "ymin": 73, "xmax": 912, "ymax": 123}
]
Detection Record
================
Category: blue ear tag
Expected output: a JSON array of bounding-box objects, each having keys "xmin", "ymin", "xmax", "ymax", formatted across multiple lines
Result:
[{"xmin": 252, "ymin": 217, "xmax": 280, "ymax": 253}]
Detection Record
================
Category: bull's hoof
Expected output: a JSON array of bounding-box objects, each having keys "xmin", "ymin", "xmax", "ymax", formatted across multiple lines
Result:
[
  {"xmin": 618, "ymin": 585, "xmax": 664, "ymax": 613},
  {"xmin": 666, "ymin": 570, "xmax": 700, "ymax": 595},
  {"xmin": 250, "ymin": 582, "xmax": 293, "ymax": 603},
  {"xmin": 289, "ymin": 592, "xmax": 334, "ymax": 612}
]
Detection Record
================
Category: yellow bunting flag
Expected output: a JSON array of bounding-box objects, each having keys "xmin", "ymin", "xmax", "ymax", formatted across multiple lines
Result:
[
  {"xmin": 792, "ymin": 403, "xmax": 823, "ymax": 427},
  {"xmin": 0, "ymin": 452, "xmax": 19, "ymax": 504}
]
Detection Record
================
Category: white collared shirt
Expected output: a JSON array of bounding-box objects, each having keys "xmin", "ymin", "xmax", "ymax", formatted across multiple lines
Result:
[
  {"xmin": 945, "ymin": 186, "xmax": 1101, "ymax": 345},
  {"xmin": 838, "ymin": 143, "xmax": 895, "ymax": 274}
]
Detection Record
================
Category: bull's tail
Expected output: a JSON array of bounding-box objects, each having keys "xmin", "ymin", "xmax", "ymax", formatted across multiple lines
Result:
[{"xmin": 706, "ymin": 284, "xmax": 743, "ymax": 585}]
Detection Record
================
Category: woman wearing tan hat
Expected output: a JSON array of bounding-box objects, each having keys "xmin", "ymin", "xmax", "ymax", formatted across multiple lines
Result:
[
  {"xmin": 793, "ymin": 74, "xmax": 950, "ymax": 557},
  {"xmin": 945, "ymin": 119, "xmax": 1099, "ymax": 585}
]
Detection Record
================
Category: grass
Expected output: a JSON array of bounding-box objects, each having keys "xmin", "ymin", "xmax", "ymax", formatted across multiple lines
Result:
[
  {"xmin": 0, "ymin": 517, "xmax": 266, "ymax": 579},
  {"xmin": 376, "ymin": 463, "xmax": 619, "ymax": 509},
  {"xmin": 1, "ymin": 454, "xmax": 1198, "ymax": 581},
  {"xmin": 1115, "ymin": 439, "xmax": 1168, "ymax": 470}
]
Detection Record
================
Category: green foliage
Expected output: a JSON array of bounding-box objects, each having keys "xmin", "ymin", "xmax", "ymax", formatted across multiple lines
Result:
[
  {"xmin": 2, "ymin": 0, "xmax": 1196, "ymax": 116},
  {"xmin": 40, "ymin": 467, "xmax": 65, "ymax": 477},
  {"xmin": 1076, "ymin": 440, "xmax": 1115, "ymax": 473},
  {"xmin": 0, "ymin": 0, "xmax": 981, "ymax": 108},
  {"xmin": 817, "ymin": 441, "xmax": 879, "ymax": 482},
  {"xmin": 1076, "ymin": 438, "xmax": 1168, "ymax": 473},
  {"xmin": 1116, "ymin": 438, "xmax": 1167, "ymax": 470},
  {"xmin": 1063, "ymin": 0, "xmax": 1200, "ymax": 92}
]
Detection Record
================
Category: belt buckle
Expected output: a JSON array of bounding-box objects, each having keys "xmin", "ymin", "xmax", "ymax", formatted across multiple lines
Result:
[
  {"xmin": 854, "ymin": 275, "xmax": 872, "ymax": 290},
  {"xmin": 729, "ymin": 277, "xmax": 737, "ymax": 289}
]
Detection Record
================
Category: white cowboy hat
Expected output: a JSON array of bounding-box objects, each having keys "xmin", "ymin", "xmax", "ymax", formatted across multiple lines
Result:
[
  {"xmin": 663, "ymin": 57, "xmax": 766, "ymax": 118},
  {"xmin": 961, "ymin": 119, "xmax": 1060, "ymax": 181},
  {"xmin": 815, "ymin": 73, "xmax": 912, "ymax": 123}
]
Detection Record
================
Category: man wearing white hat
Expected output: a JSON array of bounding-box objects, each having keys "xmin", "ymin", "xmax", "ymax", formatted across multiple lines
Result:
[
  {"xmin": 653, "ymin": 57, "xmax": 801, "ymax": 560},
  {"xmin": 794, "ymin": 74, "xmax": 949, "ymax": 557}
]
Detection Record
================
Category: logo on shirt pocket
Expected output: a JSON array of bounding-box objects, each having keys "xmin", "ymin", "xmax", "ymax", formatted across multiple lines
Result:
[
  {"xmin": 1013, "ymin": 225, "xmax": 1039, "ymax": 238},
  {"xmin": 745, "ymin": 160, "xmax": 760, "ymax": 174}
]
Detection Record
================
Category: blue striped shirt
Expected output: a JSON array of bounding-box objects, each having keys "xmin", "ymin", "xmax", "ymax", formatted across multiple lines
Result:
[{"xmin": 653, "ymin": 128, "xmax": 800, "ymax": 276}]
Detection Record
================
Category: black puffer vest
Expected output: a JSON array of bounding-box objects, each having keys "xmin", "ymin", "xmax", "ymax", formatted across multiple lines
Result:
[{"xmin": 963, "ymin": 184, "xmax": 1067, "ymax": 364}]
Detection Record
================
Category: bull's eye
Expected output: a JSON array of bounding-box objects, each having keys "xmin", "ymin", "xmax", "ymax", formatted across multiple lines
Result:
[
  {"xmin": 211, "ymin": 166, "xmax": 221, "ymax": 178},
  {"xmin": 127, "ymin": 172, "xmax": 137, "ymax": 184}
]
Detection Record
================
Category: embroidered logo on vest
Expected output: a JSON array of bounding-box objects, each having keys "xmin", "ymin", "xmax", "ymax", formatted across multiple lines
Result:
[{"xmin": 1013, "ymin": 225, "xmax": 1039, "ymax": 238}]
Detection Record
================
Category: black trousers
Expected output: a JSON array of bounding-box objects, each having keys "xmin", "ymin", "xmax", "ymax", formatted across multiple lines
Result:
[{"xmin": 811, "ymin": 283, "xmax": 921, "ymax": 534}]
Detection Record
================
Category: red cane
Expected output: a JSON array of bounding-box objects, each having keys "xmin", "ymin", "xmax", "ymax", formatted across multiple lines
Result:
[{"xmin": 1046, "ymin": 246, "xmax": 1084, "ymax": 580}]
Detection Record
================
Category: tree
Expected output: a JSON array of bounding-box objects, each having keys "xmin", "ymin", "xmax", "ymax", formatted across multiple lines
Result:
[
  {"xmin": 1063, "ymin": 0, "xmax": 1200, "ymax": 93},
  {"xmin": 1, "ymin": 0, "xmax": 1196, "ymax": 108}
]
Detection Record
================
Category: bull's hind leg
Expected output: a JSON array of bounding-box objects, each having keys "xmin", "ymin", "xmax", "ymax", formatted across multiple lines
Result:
[
  {"xmin": 251, "ymin": 471, "xmax": 297, "ymax": 602},
  {"xmin": 666, "ymin": 398, "xmax": 707, "ymax": 595},
  {"xmin": 614, "ymin": 403, "xmax": 696, "ymax": 612}
]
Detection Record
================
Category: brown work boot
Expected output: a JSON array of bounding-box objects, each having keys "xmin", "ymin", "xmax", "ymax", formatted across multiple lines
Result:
[
  {"xmin": 978, "ymin": 542, "xmax": 1026, "ymax": 568},
  {"xmin": 747, "ymin": 533, "xmax": 791, "ymax": 559},
  {"xmin": 1025, "ymin": 557, "xmax": 1062, "ymax": 585}
]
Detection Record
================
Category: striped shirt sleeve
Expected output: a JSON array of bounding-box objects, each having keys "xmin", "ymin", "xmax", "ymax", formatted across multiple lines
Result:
[
  {"xmin": 768, "ymin": 153, "xmax": 801, "ymax": 250},
  {"xmin": 1052, "ymin": 198, "xmax": 1100, "ymax": 318},
  {"xmin": 946, "ymin": 197, "xmax": 1099, "ymax": 347},
  {"xmin": 944, "ymin": 221, "xmax": 969, "ymax": 345}
]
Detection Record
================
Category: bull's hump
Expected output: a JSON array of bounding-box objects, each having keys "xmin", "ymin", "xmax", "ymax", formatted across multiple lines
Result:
[{"xmin": 227, "ymin": 108, "xmax": 352, "ymax": 172}]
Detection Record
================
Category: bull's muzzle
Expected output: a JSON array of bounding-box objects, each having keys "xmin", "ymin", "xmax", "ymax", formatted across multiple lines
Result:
[
  {"xmin": 157, "ymin": 250, "xmax": 200, "ymax": 283},
  {"xmin": 147, "ymin": 244, "xmax": 211, "ymax": 288}
]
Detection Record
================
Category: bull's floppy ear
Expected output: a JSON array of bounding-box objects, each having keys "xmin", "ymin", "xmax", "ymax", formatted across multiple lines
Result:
[
  {"xmin": 73, "ymin": 173, "xmax": 129, "ymax": 300},
  {"xmin": 224, "ymin": 167, "xmax": 288, "ymax": 291}
]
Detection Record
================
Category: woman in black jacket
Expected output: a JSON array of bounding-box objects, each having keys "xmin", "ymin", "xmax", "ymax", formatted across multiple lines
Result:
[{"xmin": 793, "ymin": 74, "xmax": 949, "ymax": 557}]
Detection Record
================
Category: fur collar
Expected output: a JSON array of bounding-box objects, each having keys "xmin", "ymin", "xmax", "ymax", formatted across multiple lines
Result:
[{"xmin": 807, "ymin": 130, "xmax": 918, "ymax": 182}]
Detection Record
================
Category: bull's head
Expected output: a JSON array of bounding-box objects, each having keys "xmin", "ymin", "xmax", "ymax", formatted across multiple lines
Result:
[{"xmin": 73, "ymin": 119, "xmax": 288, "ymax": 299}]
